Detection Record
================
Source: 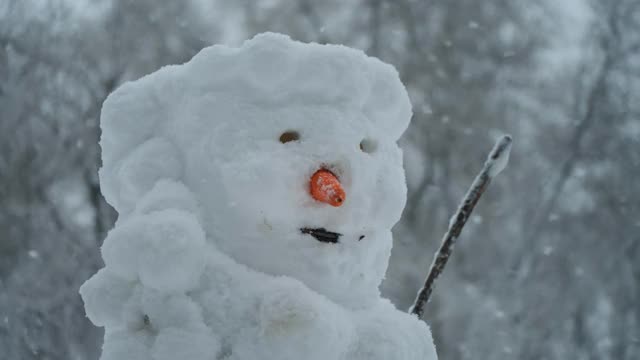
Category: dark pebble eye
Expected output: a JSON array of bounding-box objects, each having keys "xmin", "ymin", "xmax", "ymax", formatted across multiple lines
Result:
[
  {"xmin": 359, "ymin": 138, "xmax": 377, "ymax": 153},
  {"xmin": 280, "ymin": 130, "xmax": 300, "ymax": 143}
]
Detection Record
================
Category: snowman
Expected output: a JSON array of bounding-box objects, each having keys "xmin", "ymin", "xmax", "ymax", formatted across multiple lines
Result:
[{"xmin": 80, "ymin": 33, "xmax": 438, "ymax": 360}]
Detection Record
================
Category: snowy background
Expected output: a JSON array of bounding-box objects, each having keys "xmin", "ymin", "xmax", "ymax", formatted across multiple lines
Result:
[{"xmin": 0, "ymin": 0, "xmax": 639, "ymax": 359}]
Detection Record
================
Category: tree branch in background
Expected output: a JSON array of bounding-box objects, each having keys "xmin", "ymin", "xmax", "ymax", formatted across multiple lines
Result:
[
  {"xmin": 522, "ymin": 0, "xmax": 620, "ymax": 249},
  {"xmin": 410, "ymin": 135, "xmax": 513, "ymax": 318}
]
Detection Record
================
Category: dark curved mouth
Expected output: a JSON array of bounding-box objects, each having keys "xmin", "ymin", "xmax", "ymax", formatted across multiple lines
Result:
[{"xmin": 300, "ymin": 227, "xmax": 342, "ymax": 243}]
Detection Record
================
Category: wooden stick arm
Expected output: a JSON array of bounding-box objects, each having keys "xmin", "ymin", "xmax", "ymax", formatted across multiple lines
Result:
[{"xmin": 409, "ymin": 135, "xmax": 513, "ymax": 318}]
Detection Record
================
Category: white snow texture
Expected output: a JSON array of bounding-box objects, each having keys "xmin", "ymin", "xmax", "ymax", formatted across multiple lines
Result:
[{"xmin": 80, "ymin": 32, "xmax": 437, "ymax": 360}]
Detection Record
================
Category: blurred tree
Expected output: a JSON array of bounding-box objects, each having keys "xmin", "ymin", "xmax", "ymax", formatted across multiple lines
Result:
[
  {"xmin": 509, "ymin": 0, "xmax": 640, "ymax": 358},
  {"xmin": 0, "ymin": 0, "xmax": 218, "ymax": 358}
]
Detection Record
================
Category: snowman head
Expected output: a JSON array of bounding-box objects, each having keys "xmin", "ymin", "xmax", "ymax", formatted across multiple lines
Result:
[{"xmin": 99, "ymin": 33, "xmax": 412, "ymax": 309}]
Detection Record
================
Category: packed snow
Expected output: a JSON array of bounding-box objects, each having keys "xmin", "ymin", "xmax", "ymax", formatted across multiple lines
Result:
[
  {"xmin": 486, "ymin": 135, "xmax": 512, "ymax": 178},
  {"xmin": 80, "ymin": 32, "xmax": 437, "ymax": 360}
]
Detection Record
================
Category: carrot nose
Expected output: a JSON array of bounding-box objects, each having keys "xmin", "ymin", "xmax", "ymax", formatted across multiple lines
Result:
[{"xmin": 310, "ymin": 169, "xmax": 345, "ymax": 207}]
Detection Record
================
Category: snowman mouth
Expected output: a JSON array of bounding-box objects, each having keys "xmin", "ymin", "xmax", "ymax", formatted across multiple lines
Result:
[{"xmin": 300, "ymin": 228, "xmax": 342, "ymax": 243}]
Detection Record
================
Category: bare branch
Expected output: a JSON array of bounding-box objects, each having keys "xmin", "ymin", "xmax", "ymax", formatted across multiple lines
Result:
[
  {"xmin": 521, "ymin": 0, "xmax": 620, "ymax": 250},
  {"xmin": 409, "ymin": 135, "xmax": 513, "ymax": 318}
]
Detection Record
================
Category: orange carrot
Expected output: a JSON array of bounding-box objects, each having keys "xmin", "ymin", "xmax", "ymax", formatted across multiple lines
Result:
[{"xmin": 310, "ymin": 169, "xmax": 345, "ymax": 207}]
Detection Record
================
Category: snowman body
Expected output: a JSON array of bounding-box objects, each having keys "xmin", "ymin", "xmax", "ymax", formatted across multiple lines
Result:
[{"xmin": 80, "ymin": 33, "xmax": 437, "ymax": 360}]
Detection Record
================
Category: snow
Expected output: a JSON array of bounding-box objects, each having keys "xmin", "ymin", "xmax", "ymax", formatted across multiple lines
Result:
[
  {"xmin": 80, "ymin": 32, "xmax": 437, "ymax": 360},
  {"xmin": 487, "ymin": 135, "xmax": 512, "ymax": 178}
]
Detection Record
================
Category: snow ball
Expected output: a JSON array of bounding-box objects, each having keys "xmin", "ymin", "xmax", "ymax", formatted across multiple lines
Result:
[
  {"xmin": 112, "ymin": 138, "xmax": 183, "ymax": 213},
  {"xmin": 258, "ymin": 280, "xmax": 320, "ymax": 336},
  {"xmin": 348, "ymin": 301, "xmax": 438, "ymax": 360},
  {"xmin": 137, "ymin": 210, "xmax": 207, "ymax": 292},
  {"xmin": 101, "ymin": 209, "xmax": 207, "ymax": 291},
  {"xmin": 101, "ymin": 219, "xmax": 151, "ymax": 281},
  {"xmin": 151, "ymin": 327, "xmax": 220, "ymax": 360},
  {"xmin": 242, "ymin": 33, "xmax": 297, "ymax": 91},
  {"xmin": 134, "ymin": 179, "xmax": 200, "ymax": 218},
  {"xmin": 120, "ymin": 285, "xmax": 150, "ymax": 331},
  {"xmin": 79, "ymin": 268, "xmax": 135, "ymax": 327},
  {"xmin": 363, "ymin": 60, "xmax": 413, "ymax": 139},
  {"xmin": 100, "ymin": 79, "xmax": 160, "ymax": 160},
  {"xmin": 249, "ymin": 277, "xmax": 353, "ymax": 360},
  {"xmin": 139, "ymin": 289, "xmax": 205, "ymax": 330},
  {"xmin": 101, "ymin": 329, "xmax": 153, "ymax": 360}
]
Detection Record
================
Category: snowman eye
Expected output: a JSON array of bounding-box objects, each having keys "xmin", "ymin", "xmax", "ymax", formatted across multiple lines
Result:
[
  {"xmin": 359, "ymin": 138, "xmax": 378, "ymax": 154},
  {"xmin": 279, "ymin": 130, "xmax": 300, "ymax": 143}
]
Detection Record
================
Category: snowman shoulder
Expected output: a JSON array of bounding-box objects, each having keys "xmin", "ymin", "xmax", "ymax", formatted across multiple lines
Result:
[
  {"xmin": 193, "ymin": 256, "xmax": 356, "ymax": 360},
  {"xmin": 255, "ymin": 275, "xmax": 349, "ymax": 334},
  {"xmin": 348, "ymin": 299, "xmax": 438, "ymax": 360},
  {"xmin": 246, "ymin": 275, "xmax": 355, "ymax": 360}
]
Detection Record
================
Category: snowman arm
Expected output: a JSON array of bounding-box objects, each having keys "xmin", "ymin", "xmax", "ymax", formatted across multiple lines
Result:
[{"xmin": 410, "ymin": 135, "xmax": 512, "ymax": 318}]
